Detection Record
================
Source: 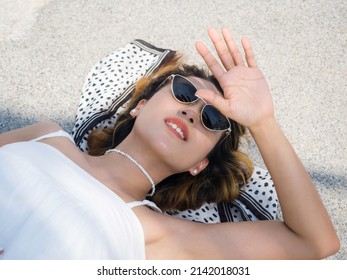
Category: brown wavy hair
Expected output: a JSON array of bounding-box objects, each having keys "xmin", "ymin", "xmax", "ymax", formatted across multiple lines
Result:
[{"xmin": 88, "ymin": 54, "xmax": 254, "ymax": 211}]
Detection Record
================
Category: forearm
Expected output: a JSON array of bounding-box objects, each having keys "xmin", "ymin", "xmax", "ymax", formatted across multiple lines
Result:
[{"xmin": 249, "ymin": 118, "xmax": 339, "ymax": 256}]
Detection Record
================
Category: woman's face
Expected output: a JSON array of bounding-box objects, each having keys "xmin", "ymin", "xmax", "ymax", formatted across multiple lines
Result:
[{"xmin": 132, "ymin": 76, "xmax": 224, "ymax": 173}]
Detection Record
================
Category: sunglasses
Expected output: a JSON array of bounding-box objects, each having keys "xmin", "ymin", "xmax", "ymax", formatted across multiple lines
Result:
[{"xmin": 161, "ymin": 74, "xmax": 232, "ymax": 134}]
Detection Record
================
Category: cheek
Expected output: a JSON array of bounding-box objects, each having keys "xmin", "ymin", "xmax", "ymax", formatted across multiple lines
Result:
[{"xmin": 186, "ymin": 133, "xmax": 218, "ymax": 162}]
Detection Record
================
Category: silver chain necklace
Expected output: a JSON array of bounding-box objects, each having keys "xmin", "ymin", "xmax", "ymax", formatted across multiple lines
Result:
[{"xmin": 105, "ymin": 148, "xmax": 156, "ymax": 196}]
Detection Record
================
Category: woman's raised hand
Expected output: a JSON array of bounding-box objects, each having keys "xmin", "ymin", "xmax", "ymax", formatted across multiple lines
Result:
[{"xmin": 195, "ymin": 28, "xmax": 275, "ymax": 130}]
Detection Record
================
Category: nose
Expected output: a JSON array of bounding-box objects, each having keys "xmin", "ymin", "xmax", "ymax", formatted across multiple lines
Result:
[
  {"xmin": 179, "ymin": 100, "xmax": 204, "ymax": 125},
  {"xmin": 180, "ymin": 109, "xmax": 196, "ymax": 124}
]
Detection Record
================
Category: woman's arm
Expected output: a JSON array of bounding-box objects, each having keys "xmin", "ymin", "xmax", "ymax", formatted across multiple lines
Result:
[
  {"xmin": 250, "ymin": 118, "xmax": 339, "ymax": 258},
  {"xmin": 191, "ymin": 28, "xmax": 339, "ymax": 259},
  {"xmin": 187, "ymin": 118, "xmax": 339, "ymax": 259},
  {"xmin": 169, "ymin": 120, "xmax": 339, "ymax": 258},
  {"xmin": 0, "ymin": 121, "xmax": 62, "ymax": 147}
]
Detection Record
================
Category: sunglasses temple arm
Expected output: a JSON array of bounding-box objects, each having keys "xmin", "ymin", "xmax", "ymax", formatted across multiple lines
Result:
[
  {"xmin": 219, "ymin": 129, "xmax": 231, "ymax": 144},
  {"xmin": 153, "ymin": 75, "xmax": 173, "ymax": 92}
]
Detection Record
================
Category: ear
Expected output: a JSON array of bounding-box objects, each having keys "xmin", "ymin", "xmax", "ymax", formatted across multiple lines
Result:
[
  {"xmin": 130, "ymin": 99, "xmax": 148, "ymax": 117},
  {"xmin": 188, "ymin": 158, "xmax": 209, "ymax": 176}
]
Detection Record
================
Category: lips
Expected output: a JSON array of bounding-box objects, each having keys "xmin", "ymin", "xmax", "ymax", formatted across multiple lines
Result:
[{"xmin": 165, "ymin": 118, "xmax": 189, "ymax": 141}]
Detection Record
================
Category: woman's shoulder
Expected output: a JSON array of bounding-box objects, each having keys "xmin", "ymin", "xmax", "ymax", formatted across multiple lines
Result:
[
  {"xmin": 20, "ymin": 121, "xmax": 64, "ymax": 137},
  {"xmin": 33, "ymin": 120, "xmax": 64, "ymax": 132},
  {"xmin": 0, "ymin": 121, "xmax": 64, "ymax": 147}
]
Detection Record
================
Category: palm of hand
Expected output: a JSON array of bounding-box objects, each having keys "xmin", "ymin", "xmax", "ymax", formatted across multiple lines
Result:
[
  {"xmin": 220, "ymin": 66, "xmax": 273, "ymax": 128},
  {"xmin": 196, "ymin": 28, "xmax": 275, "ymax": 129}
]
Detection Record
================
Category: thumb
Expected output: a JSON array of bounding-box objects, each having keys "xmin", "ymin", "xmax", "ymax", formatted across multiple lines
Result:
[{"xmin": 196, "ymin": 89, "xmax": 230, "ymax": 117}]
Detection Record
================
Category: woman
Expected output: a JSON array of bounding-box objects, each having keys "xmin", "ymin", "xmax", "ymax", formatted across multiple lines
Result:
[
  {"xmin": 86, "ymin": 56, "xmax": 254, "ymax": 213},
  {"xmin": 0, "ymin": 28, "xmax": 339, "ymax": 259}
]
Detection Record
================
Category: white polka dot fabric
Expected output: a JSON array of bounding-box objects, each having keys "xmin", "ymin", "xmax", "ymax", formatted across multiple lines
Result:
[
  {"xmin": 72, "ymin": 40, "xmax": 175, "ymax": 152},
  {"xmin": 166, "ymin": 166, "xmax": 279, "ymax": 223}
]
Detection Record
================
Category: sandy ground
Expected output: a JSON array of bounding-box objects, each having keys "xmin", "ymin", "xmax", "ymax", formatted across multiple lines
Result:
[{"xmin": 0, "ymin": 0, "xmax": 346, "ymax": 260}]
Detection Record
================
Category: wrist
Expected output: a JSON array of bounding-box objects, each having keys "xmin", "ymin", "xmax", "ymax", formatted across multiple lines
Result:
[{"xmin": 248, "ymin": 117, "xmax": 279, "ymax": 138}]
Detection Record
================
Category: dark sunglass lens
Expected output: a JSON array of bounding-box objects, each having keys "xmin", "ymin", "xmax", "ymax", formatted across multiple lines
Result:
[
  {"xmin": 172, "ymin": 76, "xmax": 197, "ymax": 103},
  {"xmin": 202, "ymin": 105, "xmax": 230, "ymax": 130}
]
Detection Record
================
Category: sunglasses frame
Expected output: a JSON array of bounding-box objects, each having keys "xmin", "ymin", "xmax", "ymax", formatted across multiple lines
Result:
[{"xmin": 161, "ymin": 74, "xmax": 232, "ymax": 135}]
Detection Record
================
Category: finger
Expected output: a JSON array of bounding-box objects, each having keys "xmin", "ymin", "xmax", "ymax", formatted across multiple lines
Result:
[
  {"xmin": 208, "ymin": 28, "xmax": 235, "ymax": 70},
  {"xmin": 196, "ymin": 89, "xmax": 231, "ymax": 118},
  {"xmin": 241, "ymin": 37, "xmax": 258, "ymax": 67},
  {"xmin": 195, "ymin": 41, "xmax": 225, "ymax": 80},
  {"xmin": 221, "ymin": 27, "xmax": 244, "ymax": 66}
]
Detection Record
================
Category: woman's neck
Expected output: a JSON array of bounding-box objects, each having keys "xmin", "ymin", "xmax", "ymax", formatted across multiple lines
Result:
[
  {"xmin": 88, "ymin": 144, "xmax": 170, "ymax": 201},
  {"xmin": 108, "ymin": 148, "xmax": 156, "ymax": 197}
]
